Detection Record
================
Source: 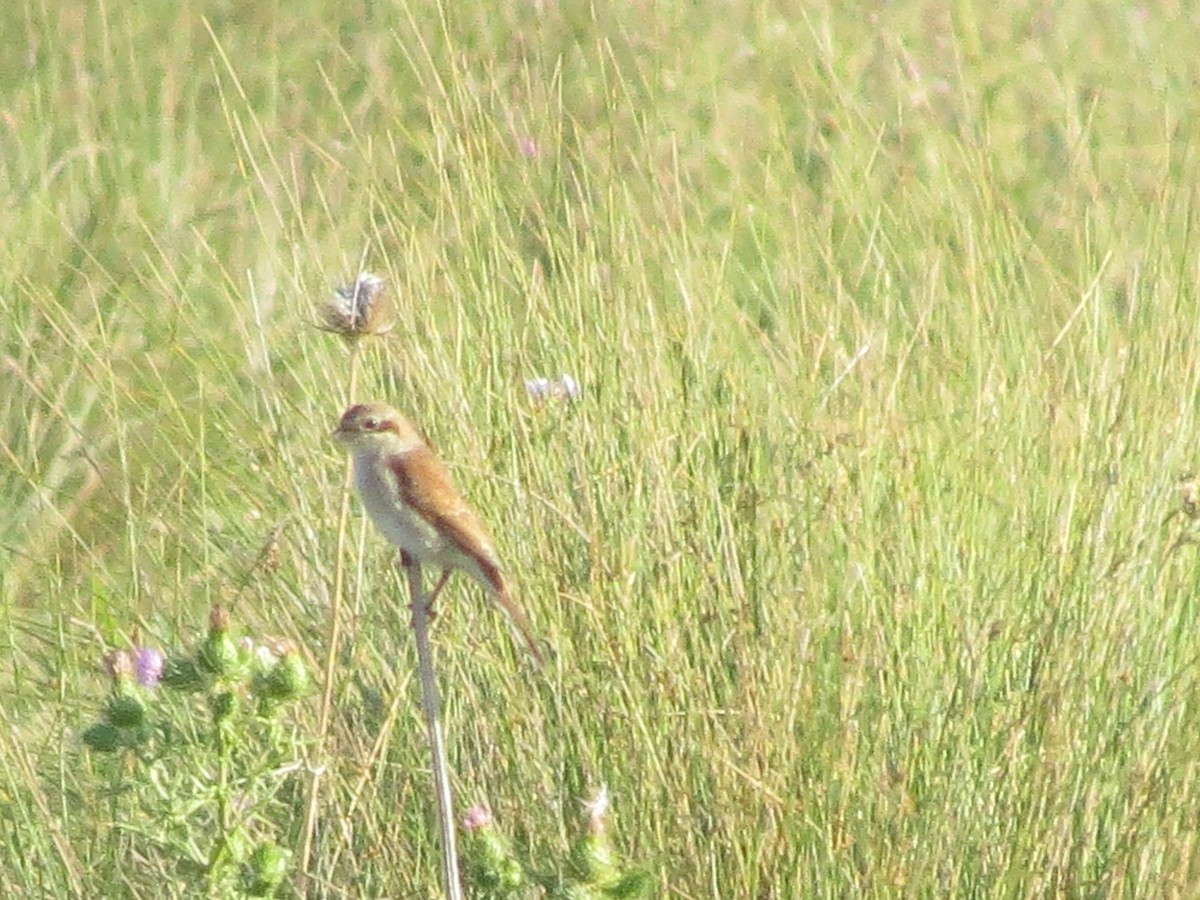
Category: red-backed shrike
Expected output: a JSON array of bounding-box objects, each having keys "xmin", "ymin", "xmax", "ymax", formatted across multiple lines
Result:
[{"xmin": 333, "ymin": 402, "xmax": 543, "ymax": 663}]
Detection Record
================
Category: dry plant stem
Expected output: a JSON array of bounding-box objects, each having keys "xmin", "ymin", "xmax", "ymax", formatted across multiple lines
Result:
[
  {"xmin": 298, "ymin": 340, "xmax": 363, "ymax": 887},
  {"xmin": 405, "ymin": 558, "xmax": 464, "ymax": 900}
]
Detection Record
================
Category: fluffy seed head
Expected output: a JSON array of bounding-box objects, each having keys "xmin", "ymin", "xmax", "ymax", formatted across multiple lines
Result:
[{"xmin": 321, "ymin": 272, "xmax": 394, "ymax": 339}]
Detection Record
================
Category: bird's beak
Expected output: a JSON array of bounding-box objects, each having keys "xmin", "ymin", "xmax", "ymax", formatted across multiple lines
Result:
[{"xmin": 331, "ymin": 424, "xmax": 349, "ymax": 442}]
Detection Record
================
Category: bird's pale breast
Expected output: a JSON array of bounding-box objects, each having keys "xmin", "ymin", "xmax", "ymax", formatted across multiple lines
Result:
[
  {"xmin": 353, "ymin": 453, "xmax": 447, "ymax": 558},
  {"xmin": 351, "ymin": 447, "xmax": 501, "ymax": 594}
]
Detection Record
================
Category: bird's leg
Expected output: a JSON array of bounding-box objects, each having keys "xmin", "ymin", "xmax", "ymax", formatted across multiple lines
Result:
[
  {"xmin": 397, "ymin": 551, "xmax": 433, "ymax": 623},
  {"xmin": 396, "ymin": 555, "xmax": 449, "ymax": 621},
  {"xmin": 425, "ymin": 569, "xmax": 451, "ymax": 618}
]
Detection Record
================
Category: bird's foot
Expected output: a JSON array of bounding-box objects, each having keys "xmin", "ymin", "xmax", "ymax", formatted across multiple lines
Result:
[{"xmin": 408, "ymin": 597, "xmax": 438, "ymax": 626}]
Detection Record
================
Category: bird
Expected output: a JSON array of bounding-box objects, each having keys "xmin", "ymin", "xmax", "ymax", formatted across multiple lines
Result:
[{"xmin": 332, "ymin": 402, "xmax": 544, "ymax": 664}]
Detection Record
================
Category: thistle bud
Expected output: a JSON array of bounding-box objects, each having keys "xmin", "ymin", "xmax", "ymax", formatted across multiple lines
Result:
[
  {"xmin": 198, "ymin": 607, "xmax": 239, "ymax": 676},
  {"xmin": 240, "ymin": 841, "xmax": 291, "ymax": 897},
  {"xmin": 209, "ymin": 604, "xmax": 231, "ymax": 634},
  {"xmin": 100, "ymin": 648, "xmax": 153, "ymax": 728},
  {"xmin": 82, "ymin": 722, "xmax": 122, "ymax": 753},
  {"xmin": 106, "ymin": 693, "xmax": 148, "ymax": 728},
  {"xmin": 568, "ymin": 827, "xmax": 619, "ymax": 887},
  {"xmin": 253, "ymin": 643, "xmax": 311, "ymax": 707},
  {"xmin": 461, "ymin": 804, "xmax": 524, "ymax": 895},
  {"xmin": 198, "ymin": 634, "xmax": 239, "ymax": 676},
  {"xmin": 563, "ymin": 787, "xmax": 654, "ymax": 897}
]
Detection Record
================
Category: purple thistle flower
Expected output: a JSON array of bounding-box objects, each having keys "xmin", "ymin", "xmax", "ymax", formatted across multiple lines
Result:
[
  {"xmin": 134, "ymin": 647, "xmax": 164, "ymax": 689},
  {"xmin": 462, "ymin": 804, "xmax": 493, "ymax": 831}
]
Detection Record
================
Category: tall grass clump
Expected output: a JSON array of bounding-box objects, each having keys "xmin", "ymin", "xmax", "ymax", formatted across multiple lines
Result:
[{"xmin": 3, "ymin": 0, "xmax": 1200, "ymax": 896}]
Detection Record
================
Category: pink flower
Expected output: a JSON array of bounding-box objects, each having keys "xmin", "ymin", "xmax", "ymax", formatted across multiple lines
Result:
[
  {"xmin": 462, "ymin": 804, "xmax": 493, "ymax": 831},
  {"xmin": 517, "ymin": 136, "xmax": 539, "ymax": 159}
]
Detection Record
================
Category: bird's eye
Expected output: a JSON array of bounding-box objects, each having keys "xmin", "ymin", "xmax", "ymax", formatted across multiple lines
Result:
[{"xmin": 363, "ymin": 417, "xmax": 379, "ymax": 431}]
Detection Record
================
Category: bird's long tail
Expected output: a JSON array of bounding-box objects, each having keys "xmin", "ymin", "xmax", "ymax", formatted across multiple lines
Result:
[{"xmin": 492, "ymin": 589, "xmax": 545, "ymax": 666}]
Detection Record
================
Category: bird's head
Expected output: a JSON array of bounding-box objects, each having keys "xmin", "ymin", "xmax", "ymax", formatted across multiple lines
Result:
[{"xmin": 333, "ymin": 402, "xmax": 424, "ymax": 453}]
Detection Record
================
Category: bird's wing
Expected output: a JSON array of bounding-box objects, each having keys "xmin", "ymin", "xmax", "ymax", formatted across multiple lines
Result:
[
  {"xmin": 387, "ymin": 446, "xmax": 544, "ymax": 665},
  {"xmin": 384, "ymin": 446, "xmax": 504, "ymax": 591}
]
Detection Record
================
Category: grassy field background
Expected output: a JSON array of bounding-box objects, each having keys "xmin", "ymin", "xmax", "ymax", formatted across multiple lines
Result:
[{"xmin": 4, "ymin": 0, "xmax": 1200, "ymax": 896}]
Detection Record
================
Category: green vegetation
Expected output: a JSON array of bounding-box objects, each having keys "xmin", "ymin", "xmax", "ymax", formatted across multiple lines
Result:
[{"xmin": 3, "ymin": 0, "xmax": 1200, "ymax": 895}]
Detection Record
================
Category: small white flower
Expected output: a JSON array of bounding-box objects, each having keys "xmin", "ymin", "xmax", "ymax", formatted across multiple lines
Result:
[
  {"xmin": 524, "ymin": 373, "xmax": 582, "ymax": 403},
  {"xmin": 255, "ymin": 644, "xmax": 279, "ymax": 669},
  {"xmin": 557, "ymin": 373, "xmax": 581, "ymax": 400},
  {"xmin": 582, "ymin": 784, "xmax": 610, "ymax": 823},
  {"xmin": 524, "ymin": 377, "xmax": 553, "ymax": 399}
]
